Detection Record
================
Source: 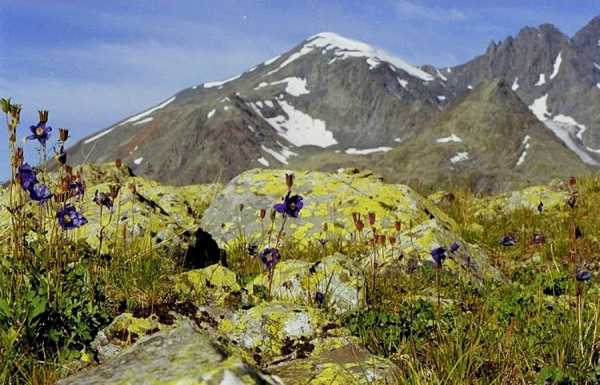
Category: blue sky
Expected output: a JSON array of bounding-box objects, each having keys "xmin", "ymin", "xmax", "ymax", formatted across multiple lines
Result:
[{"xmin": 0, "ymin": 0, "xmax": 599, "ymax": 174}]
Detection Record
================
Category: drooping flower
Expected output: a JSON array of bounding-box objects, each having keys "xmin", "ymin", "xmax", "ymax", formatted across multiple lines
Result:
[
  {"xmin": 259, "ymin": 247, "xmax": 280, "ymax": 269},
  {"xmin": 274, "ymin": 194, "xmax": 303, "ymax": 218},
  {"xmin": 576, "ymin": 270, "xmax": 592, "ymax": 282},
  {"xmin": 27, "ymin": 122, "xmax": 52, "ymax": 146},
  {"xmin": 500, "ymin": 234, "xmax": 517, "ymax": 247},
  {"xmin": 17, "ymin": 163, "xmax": 37, "ymax": 191},
  {"xmin": 314, "ymin": 291, "xmax": 325, "ymax": 306},
  {"xmin": 29, "ymin": 183, "xmax": 53, "ymax": 203},
  {"xmin": 449, "ymin": 242, "xmax": 461, "ymax": 253},
  {"xmin": 431, "ymin": 246, "xmax": 447, "ymax": 266},
  {"xmin": 537, "ymin": 201, "xmax": 544, "ymax": 214},
  {"xmin": 69, "ymin": 180, "xmax": 85, "ymax": 197},
  {"xmin": 57, "ymin": 204, "xmax": 87, "ymax": 230},
  {"xmin": 94, "ymin": 191, "xmax": 113, "ymax": 209},
  {"xmin": 531, "ymin": 233, "xmax": 545, "ymax": 245}
]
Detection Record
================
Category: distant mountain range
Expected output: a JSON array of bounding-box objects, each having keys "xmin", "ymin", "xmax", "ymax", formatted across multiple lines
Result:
[{"xmin": 66, "ymin": 16, "xmax": 600, "ymax": 192}]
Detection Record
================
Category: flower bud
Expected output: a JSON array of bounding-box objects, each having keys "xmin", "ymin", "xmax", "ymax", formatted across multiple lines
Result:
[
  {"xmin": 259, "ymin": 208, "xmax": 266, "ymax": 220},
  {"xmin": 59, "ymin": 128, "xmax": 69, "ymax": 142},
  {"xmin": 109, "ymin": 184, "xmax": 121, "ymax": 199},
  {"xmin": 38, "ymin": 110, "xmax": 49, "ymax": 124},
  {"xmin": 394, "ymin": 220, "xmax": 402, "ymax": 232},
  {"xmin": 285, "ymin": 173, "xmax": 294, "ymax": 190},
  {"xmin": 128, "ymin": 182, "xmax": 137, "ymax": 194},
  {"xmin": 12, "ymin": 147, "xmax": 24, "ymax": 167},
  {"xmin": 115, "ymin": 159, "xmax": 122, "ymax": 168},
  {"xmin": 368, "ymin": 212, "xmax": 376, "ymax": 226}
]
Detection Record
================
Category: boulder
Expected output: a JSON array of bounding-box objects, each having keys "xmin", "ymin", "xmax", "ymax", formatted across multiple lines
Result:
[
  {"xmin": 172, "ymin": 264, "xmax": 242, "ymax": 306},
  {"xmin": 59, "ymin": 319, "xmax": 281, "ymax": 385},
  {"xmin": 201, "ymin": 169, "xmax": 497, "ymax": 279},
  {"xmin": 247, "ymin": 253, "xmax": 365, "ymax": 314}
]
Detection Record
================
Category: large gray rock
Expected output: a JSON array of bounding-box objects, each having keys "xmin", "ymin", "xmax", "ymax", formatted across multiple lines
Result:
[{"xmin": 58, "ymin": 319, "xmax": 281, "ymax": 385}]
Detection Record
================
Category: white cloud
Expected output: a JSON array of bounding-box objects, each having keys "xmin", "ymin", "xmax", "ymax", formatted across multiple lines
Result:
[{"xmin": 394, "ymin": 0, "xmax": 466, "ymax": 23}]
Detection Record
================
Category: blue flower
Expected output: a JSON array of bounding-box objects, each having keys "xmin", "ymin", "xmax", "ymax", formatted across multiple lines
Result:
[
  {"xmin": 576, "ymin": 270, "xmax": 592, "ymax": 282},
  {"xmin": 500, "ymin": 234, "xmax": 517, "ymax": 247},
  {"xmin": 274, "ymin": 193, "xmax": 303, "ymax": 218},
  {"xmin": 259, "ymin": 247, "xmax": 280, "ymax": 269},
  {"xmin": 57, "ymin": 204, "xmax": 87, "ymax": 230},
  {"xmin": 449, "ymin": 242, "xmax": 460, "ymax": 253},
  {"xmin": 29, "ymin": 183, "xmax": 53, "ymax": 203},
  {"xmin": 431, "ymin": 246, "xmax": 446, "ymax": 266},
  {"xmin": 94, "ymin": 191, "xmax": 113, "ymax": 209},
  {"xmin": 27, "ymin": 122, "xmax": 52, "ymax": 146},
  {"xmin": 17, "ymin": 163, "xmax": 37, "ymax": 191}
]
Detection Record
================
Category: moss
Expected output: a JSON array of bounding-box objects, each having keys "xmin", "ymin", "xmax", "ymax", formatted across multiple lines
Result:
[{"xmin": 173, "ymin": 264, "xmax": 241, "ymax": 306}]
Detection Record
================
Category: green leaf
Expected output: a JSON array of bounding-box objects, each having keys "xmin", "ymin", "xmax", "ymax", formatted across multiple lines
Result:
[
  {"xmin": 0, "ymin": 98, "xmax": 10, "ymax": 114},
  {"xmin": 27, "ymin": 295, "xmax": 47, "ymax": 324}
]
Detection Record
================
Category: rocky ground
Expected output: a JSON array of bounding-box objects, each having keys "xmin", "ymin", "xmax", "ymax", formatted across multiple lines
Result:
[{"xmin": 2, "ymin": 164, "xmax": 599, "ymax": 385}]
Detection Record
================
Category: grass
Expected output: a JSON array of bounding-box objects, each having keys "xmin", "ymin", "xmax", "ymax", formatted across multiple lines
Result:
[{"xmin": 0, "ymin": 100, "xmax": 599, "ymax": 385}]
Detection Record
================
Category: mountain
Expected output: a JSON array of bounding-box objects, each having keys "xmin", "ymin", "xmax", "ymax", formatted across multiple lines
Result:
[
  {"xmin": 66, "ymin": 32, "xmax": 448, "ymax": 184},
  {"xmin": 443, "ymin": 21, "xmax": 600, "ymax": 160},
  {"xmin": 377, "ymin": 79, "xmax": 590, "ymax": 192},
  {"xmin": 66, "ymin": 19, "xmax": 600, "ymax": 191}
]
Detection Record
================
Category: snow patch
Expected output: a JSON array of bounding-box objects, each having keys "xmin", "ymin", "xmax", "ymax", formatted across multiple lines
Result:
[
  {"xmin": 345, "ymin": 147, "xmax": 393, "ymax": 155},
  {"xmin": 133, "ymin": 157, "xmax": 143, "ymax": 165},
  {"xmin": 207, "ymin": 109, "xmax": 216, "ymax": 119},
  {"xmin": 394, "ymin": 137, "xmax": 402, "ymax": 143},
  {"xmin": 535, "ymin": 73, "xmax": 546, "ymax": 86},
  {"xmin": 264, "ymin": 55, "xmax": 281, "ymax": 66},
  {"xmin": 436, "ymin": 134, "xmax": 462, "ymax": 143},
  {"xmin": 467, "ymin": 85, "xmax": 473, "ymax": 90},
  {"xmin": 550, "ymin": 52, "xmax": 562, "ymax": 79},
  {"xmin": 260, "ymin": 144, "xmax": 298, "ymax": 165},
  {"xmin": 119, "ymin": 97, "xmax": 175, "ymax": 127},
  {"xmin": 84, "ymin": 97, "xmax": 175, "ymax": 144},
  {"xmin": 594, "ymin": 62, "xmax": 600, "ymax": 71},
  {"xmin": 397, "ymin": 78, "xmax": 408, "ymax": 89},
  {"xmin": 257, "ymin": 157, "xmax": 269, "ymax": 166},
  {"xmin": 251, "ymin": 100, "xmax": 337, "ymax": 147},
  {"xmin": 255, "ymin": 77, "xmax": 310, "ymax": 96},
  {"xmin": 543, "ymin": 121, "xmax": 599, "ymax": 166},
  {"xmin": 247, "ymin": 125, "xmax": 255, "ymax": 132},
  {"xmin": 270, "ymin": 32, "xmax": 433, "ymax": 81},
  {"xmin": 203, "ymin": 74, "xmax": 241, "ymax": 88},
  {"xmin": 516, "ymin": 135, "xmax": 531, "ymax": 167},
  {"xmin": 553, "ymin": 114, "xmax": 586, "ymax": 140},
  {"xmin": 512, "ymin": 77, "xmax": 519, "ymax": 91},
  {"xmin": 437, "ymin": 95, "xmax": 446, "ymax": 101},
  {"xmin": 436, "ymin": 69, "xmax": 447, "ymax": 82},
  {"xmin": 264, "ymin": 100, "xmax": 274, "ymax": 108},
  {"xmin": 528, "ymin": 94, "xmax": 550, "ymax": 121},
  {"xmin": 132, "ymin": 117, "xmax": 153, "ymax": 126},
  {"xmin": 450, "ymin": 152, "xmax": 469, "ymax": 163}
]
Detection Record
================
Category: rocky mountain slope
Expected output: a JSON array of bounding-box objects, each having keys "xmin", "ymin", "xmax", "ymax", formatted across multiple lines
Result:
[
  {"xmin": 377, "ymin": 79, "xmax": 591, "ymax": 192},
  {"xmin": 65, "ymin": 18, "xmax": 600, "ymax": 191},
  {"xmin": 66, "ymin": 32, "xmax": 447, "ymax": 184}
]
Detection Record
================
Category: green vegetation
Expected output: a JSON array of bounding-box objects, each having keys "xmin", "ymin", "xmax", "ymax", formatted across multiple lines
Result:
[{"xmin": 0, "ymin": 100, "xmax": 599, "ymax": 385}]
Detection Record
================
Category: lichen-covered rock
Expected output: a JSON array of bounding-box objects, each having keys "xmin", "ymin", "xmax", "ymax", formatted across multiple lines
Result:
[
  {"xmin": 201, "ymin": 168, "xmax": 457, "ymax": 247},
  {"xmin": 90, "ymin": 313, "xmax": 172, "ymax": 363},
  {"xmin": 472, "ymin": 185, "xmax": 568, "ymax": 220},
  {"xmin": 173, "ymin": 264, "xmax": 242, "ymax": 306},
  {"xmin": 380, "ymin": 218, "xmax": 497, "ymax": 280},
  {"xmin": 271, "ymin": 340, "xmax": 401, "ymax": 385},
  {"xmin": 247, "ymin": 254, "xmax": 365, "ymax": 314},
  {"xmin": 217, "ymin": 301, "xmax": 340, "ymax": 363},
  {"xmin": 59, "ymin": 319, "xmax": 281, "ymax": 385},
  {"xmin": 202, "ymin": 169, "xmax": 497, "ymax": 279},
  {"xmin": 0, "ymin": 163, "xmax": 222, "ymax": 254}
]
